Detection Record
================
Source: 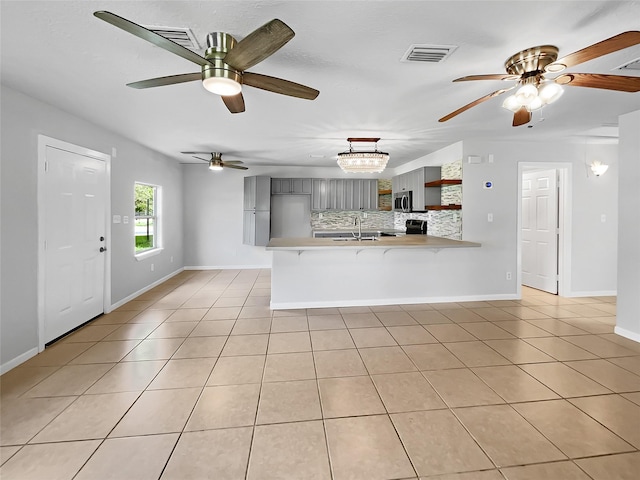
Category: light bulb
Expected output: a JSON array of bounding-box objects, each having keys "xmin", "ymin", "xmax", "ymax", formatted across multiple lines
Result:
[
  {"xmin": 502, "ymin": 95, "xmax": 521, "ymax": 112},
  {"xmin": 538, "ymin": 82, "xmax": 564, "ymax": 104},
  {"xmin": 515, "ymin": 84, "xmax": 538, "ymax": 106},
  {"xmin": 209, "ymin": 160, "xmax": 224, "ymax": 171},
  {"xmin": 528, "ymin": 96, "xmax": 544, "ymax": 111},
  {"xmin": 202, "ymin": 77, "xmax": 242, "ymax": 96}
]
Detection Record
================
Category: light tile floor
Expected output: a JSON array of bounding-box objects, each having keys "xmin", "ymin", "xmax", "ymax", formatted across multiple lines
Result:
[{"xmin": 1, "ymin": 269, "xmax": 640, "ymax": 479}]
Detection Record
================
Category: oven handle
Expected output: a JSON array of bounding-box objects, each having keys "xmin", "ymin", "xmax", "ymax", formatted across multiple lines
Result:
[{"xmin": 402, "ymin": 195, "xmax": 408, "ymax": 212}]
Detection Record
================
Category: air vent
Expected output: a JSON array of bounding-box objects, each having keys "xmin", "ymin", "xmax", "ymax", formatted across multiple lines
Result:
[
  {"xmin": 615, "ymin": 57, "xmax": 640, "ymax": 71},
  {"xmin": 142, "ymin": 25, "xmax": 201, "ymax": 50},
  {"xmin": 401, "ymin": 44, "xmax": 458, "ymax": 63}
]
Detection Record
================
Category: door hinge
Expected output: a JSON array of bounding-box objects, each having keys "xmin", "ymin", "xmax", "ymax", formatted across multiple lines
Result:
[
  {"xmin": 44, "ymin": 161, "xmax": 48, "ymax": 172},
  {"xmin": 44, "ymin": 240, "xmax": 47, "ymax": 251},
  {"xmin": 556, "ymin": 228, "xmax": 560, "ymax": 234}
]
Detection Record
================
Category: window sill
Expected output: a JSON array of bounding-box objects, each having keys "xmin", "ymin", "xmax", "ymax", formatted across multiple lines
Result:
[{"xmin": 135, "ymin": 247, "xmax": 163, "ymax": 261}]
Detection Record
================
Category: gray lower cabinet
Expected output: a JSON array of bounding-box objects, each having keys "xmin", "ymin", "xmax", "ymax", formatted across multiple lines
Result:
[
  {"xmin": 244, "ymin": 176, "xmax": 271, "ymax": 246},
  {"xmin": 272, "ymin": 178, "xmax": 312, "ymax": 195}
]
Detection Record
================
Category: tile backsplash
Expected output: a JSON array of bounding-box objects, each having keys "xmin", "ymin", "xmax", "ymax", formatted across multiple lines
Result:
[{"xmin": 310, "ymin": 209, "xmax": 462, "ymax": 240}]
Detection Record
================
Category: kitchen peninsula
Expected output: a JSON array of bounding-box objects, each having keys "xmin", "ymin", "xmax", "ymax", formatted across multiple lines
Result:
[{"xmin": 267, "ymin": 235, "xmax": 481, "ymax": 309}]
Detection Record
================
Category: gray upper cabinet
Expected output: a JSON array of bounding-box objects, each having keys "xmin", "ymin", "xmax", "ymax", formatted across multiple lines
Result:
[
  {"xmin": 312, "ymin": 178, "xmax": 378, "ymax": 211},
  {"xmin": 271, "ymin": 178, "xmax": 312, "ymax": 195}
]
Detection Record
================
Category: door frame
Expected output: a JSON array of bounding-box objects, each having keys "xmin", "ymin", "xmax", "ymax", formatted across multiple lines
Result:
[
  {"xmin": 37, "ymin": 135, "xmax": 111, "ymax": 351},
  {"xmin": 516, "ymin": 162, "xmax": 572, "ymax": 297}
]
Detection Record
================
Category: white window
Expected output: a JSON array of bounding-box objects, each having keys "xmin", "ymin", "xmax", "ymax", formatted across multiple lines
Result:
[{"xmin": 134, "ymin": 182, "xmax": 161, "ymax": 258}]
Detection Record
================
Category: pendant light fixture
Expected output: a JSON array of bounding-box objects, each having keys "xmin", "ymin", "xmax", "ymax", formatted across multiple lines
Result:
[{"xmin": 337, "ymin": 138, "xmax": 389, "ymax": 173}]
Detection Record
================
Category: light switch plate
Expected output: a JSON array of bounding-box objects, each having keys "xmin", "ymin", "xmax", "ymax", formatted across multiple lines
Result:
[
  {"xmin": 123, "ymin": 216, "xmax": 129, "ymax": 224},
  {"xmin": 113, "ymin": 215, "xmax": 121, "ymax": 224}
]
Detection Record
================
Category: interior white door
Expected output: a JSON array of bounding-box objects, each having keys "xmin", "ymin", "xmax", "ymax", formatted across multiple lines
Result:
[
  {"xmin": 522, "ymin": 169, "xmax": 559, "ymax": 294},
  {"xmin": 44, "ymin": 146, "xmax": 106, "ymax": 342}
]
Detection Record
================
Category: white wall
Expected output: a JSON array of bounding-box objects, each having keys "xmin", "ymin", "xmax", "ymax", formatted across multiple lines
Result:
[
  {"xmin": 462, "ymin": 139, "xmax": 618, "ymax": 297},
  {"xmin": 616, "ymin": 109, "xmax": 640, "ymax": 341},
  {"xmin": 0, "ymin": 85, "xmax": 184, "ymax": 368}
]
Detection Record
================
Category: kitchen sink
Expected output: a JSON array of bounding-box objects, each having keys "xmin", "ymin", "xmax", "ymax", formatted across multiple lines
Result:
[{"xmin": 332, "ymin": 236, "xmax": 379, "ymax": 241}]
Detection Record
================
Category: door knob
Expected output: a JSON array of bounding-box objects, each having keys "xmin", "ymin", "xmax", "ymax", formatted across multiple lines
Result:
[
  {"xmin": 99, "ymin": 236, "xmax": 105, "ymax": 241},
  {"xmin": 100, "ymin": 247, "xmax": 107, "ymax": 252}
]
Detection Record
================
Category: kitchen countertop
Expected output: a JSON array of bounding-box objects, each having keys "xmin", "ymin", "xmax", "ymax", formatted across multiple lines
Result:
[
  {"xmin": 312, "ymin": 228, "xmax": 404, "ymax": 236},
  {"xmin": 267, "ymin": 235, "xmax": 480, "ymax": 251}
]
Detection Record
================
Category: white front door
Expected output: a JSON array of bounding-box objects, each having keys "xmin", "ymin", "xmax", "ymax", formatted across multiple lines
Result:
[
  {"xmin": 43, "ymin": 145, "xmax": 107, "ymax": 343},
  {"xmin": 522, "ymin": 169, "xmax": 559, "ymax": 294}
]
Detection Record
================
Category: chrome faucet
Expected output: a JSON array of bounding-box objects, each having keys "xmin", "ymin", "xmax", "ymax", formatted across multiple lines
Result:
[{"xmin": 353, "ymin": 216, "xmax": 362, "ymax": 240}]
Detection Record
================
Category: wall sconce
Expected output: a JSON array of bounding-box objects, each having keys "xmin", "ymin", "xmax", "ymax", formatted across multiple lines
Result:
[{"xmin": 590, "ymin": 160, "xmax": 609, "ymax": 177}]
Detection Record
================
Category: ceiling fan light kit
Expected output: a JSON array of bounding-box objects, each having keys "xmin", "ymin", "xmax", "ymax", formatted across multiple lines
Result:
[
  {"xmin": 182, "ymin": 152, "xmax": 248, "ymax": 171},
  {"xmin": 337, "ymin": 138, "xmax": 390, "ymax": 173},
  {"xmin": 439, "ymin": 31, "xmax": 640, "ymax": 127},
  {"xmin": 94, "ymin": 11, "xmax": 319, "ymax": 115}
]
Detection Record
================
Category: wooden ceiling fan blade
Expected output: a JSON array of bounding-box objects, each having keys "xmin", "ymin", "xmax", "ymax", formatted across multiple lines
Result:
[
  {"xmin": 223, "ymin": 19, "xmax": 295, "ymax": 71},
  {"xmin": 555, "ymin": 73, "xmax": 640, "ymax": 92},
  {"xmin": 94, "ymin": 11, "xmax": 211, "ymax": 67},
  {"xmin": 222, "ymin": 160, "xmax": 244, "ymax": 164},
  {"xmin": 224, "ymin": 164, "xmax": 249, "ymax": 170},
  {"xmin": 243, "ymin": 72, "xmax": 319, "ymax": 99},
  {"xmin": 222, "ymin": 93, "xmax": 246, "ymax": 114},
  {"xmin": 182, "ymin": 151, "xmax": 213, "ymax": 155},
  {"xmin": 512, "ymin": 106, "xmax": 531, "ymax": 127},
  {"xmin": 453, "ymin": 74, "xmax": 521, "ymax": 82},
  {"xmin": 127, "ymin": 73, "xmax": 201, "ymax": 89},
  {"xmin": 545, "ymin": 31, "xmax": 640, "ymax": 71},
  {"xmin": 438, "ymin": 87, "xmax": 514, "ymax": 122},
  {"xmin": 191, "ymin": 156, "xmax": 209, "ymax": 162}
]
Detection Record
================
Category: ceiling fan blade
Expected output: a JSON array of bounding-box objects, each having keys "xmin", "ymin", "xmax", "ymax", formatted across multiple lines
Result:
[
  {"xmin": 191, "ymin": 156, "xmax": 209, "ymax": 162},
  {"xmin": 223, "ymin": 19, "xmax": 295, "ymax": 71},
  {"xmin": 224, "ymin": 164, "xmax": 249, "ymax": 170},
  {"xmin": 127, "ymin": 73, "xmax": 201, "ymax": 89},
  {"xmin": 94, "ymin": 11, "xmax": 211, "ymax": 67},
  {"xmin": 243, "ymin": 72, "xmax": 319, "ymax": 100},
  {"xmin": 512, "ymin": 106, "xmax": 532, "ymax": 127},
  {"xmin": 182, "ymin": 151, "xmax": 214, "ymax": 155},
  {"xmin": 545, "ymin": 31, "xmax": 640, "ymax": 71},
  {"xmin": 222, "ymin": 160, "xmax": 244, "ymax": 164},
  {"xmin": 453, "ymin": 74, "xmax": 521, "ymax": 82},
  {"xmin": 222, "ymin": 93, "xmax": 246, "ymax": 113},
  {"xmin": 555, "ymin": 73, "xmax": 640, "ymax": 92},
  {"xmin": 438, "ymin": 87, "xmax": 514, "ymax": 122}
]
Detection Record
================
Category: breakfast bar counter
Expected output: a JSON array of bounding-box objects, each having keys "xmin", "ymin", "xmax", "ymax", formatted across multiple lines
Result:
[{"xmin": 266, "ymin": 235, "xmax": 483, "ymax": 309}]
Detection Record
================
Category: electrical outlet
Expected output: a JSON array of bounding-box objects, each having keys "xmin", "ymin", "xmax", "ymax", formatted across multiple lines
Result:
[
  {"xmin": 151, "ymin": 263, "xmax": 154, "ymax": 272},
  {"xmin": 363, "ymin": 212, "xmax": 368, "ymax": 218},
  {"xmin": 170, "ymin": 256, "xmax": 174, "ymax": 263},
  {"xmin": 488, "ymin": 213, "xmax": 493, "ymax": 222},
  {"xmin": 506, "ymin": 271, "xmax": 512, "ymax": 280},
  {"xmin": 319, "ymin": 213, "xmax": 323, "ymax": 219},
  {"xmin": 600, "ymin": 214, "xmax": 606, "ymax": 223}
]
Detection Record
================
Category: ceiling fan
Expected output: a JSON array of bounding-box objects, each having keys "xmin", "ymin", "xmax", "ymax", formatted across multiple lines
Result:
[
  {"xmin": 439, "ymin": 31, "xmax": 640, "ymax": 127},
  {"xmin": 94, "ymin": 11, "xmax": 319, "ymax": 114},
  {"xmin": 182, "ymin": 152, "xmax": 248, "ymax": 171}
]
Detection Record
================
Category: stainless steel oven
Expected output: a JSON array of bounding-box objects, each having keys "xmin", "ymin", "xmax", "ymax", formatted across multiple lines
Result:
[{"xmin": 393, "ymin": 191, "xmax": 413, "ymax": 212}]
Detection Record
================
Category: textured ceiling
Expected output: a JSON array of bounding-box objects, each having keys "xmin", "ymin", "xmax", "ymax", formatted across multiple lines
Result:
[{"xmin": 2, "ymin": 1, "xmax": 639, "ymax": 169}]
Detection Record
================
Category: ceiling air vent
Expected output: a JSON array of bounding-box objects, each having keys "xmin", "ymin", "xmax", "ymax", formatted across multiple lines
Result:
[
  {"xmin": 615, "ymin": 57, "xmax": 640, "ymax": 71},
  {"xmin": 401, "ymin": 44, "xmax": 458, "ymax": 63},
  {"xmin": 142, "ymin": 25, "xmax": 201, "ymax": 50}
]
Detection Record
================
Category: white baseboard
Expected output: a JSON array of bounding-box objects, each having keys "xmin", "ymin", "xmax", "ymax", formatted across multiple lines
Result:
[
  {"xmin": 271, "ymin": 293, "xmax": 520, "ymax": 310},
  {"xmin": 184, "ymin": 265, "xmax": 271, "ymax": 270},
  {"xmin": 564, "ymin": 290, "xmax": 617, "ymax": 298},
  {"xmin": 614, "ymin": 326, "xmax": 640, "ymax": 344},
  {"xmin": 109, "ymin": 267, "xmax": 185, "ymax": 311},
  {"xmin": 1, "ymin": 347, "xmax": 39, "ymax": 375}
]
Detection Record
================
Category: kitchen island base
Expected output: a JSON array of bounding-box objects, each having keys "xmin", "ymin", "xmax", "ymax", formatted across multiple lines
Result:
[{"xmin": 267, "ymin": 237, "xmax": 513, "ymax": 309}]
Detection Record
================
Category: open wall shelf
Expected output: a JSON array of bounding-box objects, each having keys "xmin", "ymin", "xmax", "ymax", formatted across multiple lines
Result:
[{"xmin": 425, "ymin": 179, "xmax": 462, "ymax": 187}]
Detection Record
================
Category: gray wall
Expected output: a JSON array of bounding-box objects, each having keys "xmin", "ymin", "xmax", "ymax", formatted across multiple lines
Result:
[
  {"xmin": 0, "ymin": 85, "xmax": 184, "ymax": 368},
  {"xmin": 616, "ymin": 109, "xmax": 640, "ymax": 340},
  {"xmin": 461, "ymin": 139, "xmax": 619, "ymax": 296}
]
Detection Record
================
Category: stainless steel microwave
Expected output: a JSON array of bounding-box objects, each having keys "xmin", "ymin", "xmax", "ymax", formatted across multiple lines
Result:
[{"xmin": 393, "ymin": 191, "xmax": 413, "ymax": 212}]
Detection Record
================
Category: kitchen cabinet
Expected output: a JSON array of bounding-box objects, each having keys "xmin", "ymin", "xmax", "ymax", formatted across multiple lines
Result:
[
  {"xmin": 243, "ymin": 176, "xmax": 271, "ymax": 246},
  {"xmin": 392, "ymin": 169, "xmax": 425, "ymax": 209},
  {"xmin": 271, "ymin": 178, "xmax": 312, "ymax": 195},
  {"xmin": 311, "ymin": 178, "xmax": 329, "ymax": 210},
  {"xmin": 312, "ymin": 178, "xmax": 378, "ymax": 210}
]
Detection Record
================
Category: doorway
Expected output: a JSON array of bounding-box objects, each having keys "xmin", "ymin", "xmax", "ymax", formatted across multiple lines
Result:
[
  {"xmin": 517, "ymin": 163, "xmax": 572, "ymax": 297},
  {"xmin": 37, "ymin": 136, "xmax": 111, "ymax": 349}
]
